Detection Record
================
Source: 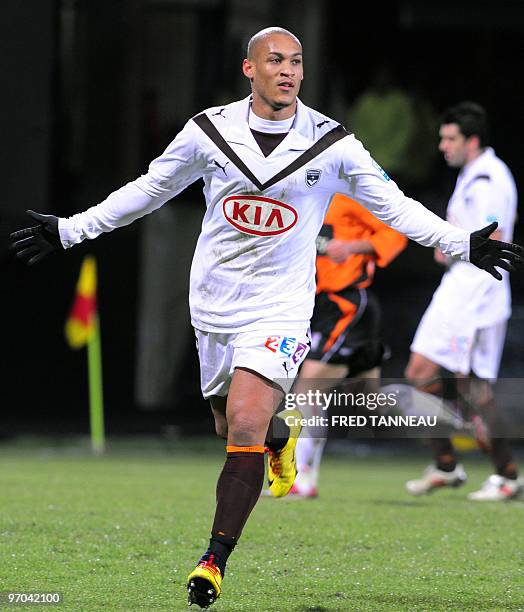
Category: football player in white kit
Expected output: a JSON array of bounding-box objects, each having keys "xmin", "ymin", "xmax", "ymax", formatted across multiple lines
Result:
[
  {"xmin": 405, "ymin": 102, "xmax": 523, "ymax": 502},
  {"xmin": 11, "ymin": 29, "xmax": 523, "ymax": 608}
]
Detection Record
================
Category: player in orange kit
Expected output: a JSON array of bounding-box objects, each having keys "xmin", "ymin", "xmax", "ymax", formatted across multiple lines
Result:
[{"xmin": 290, "ymin": 192, "xmax": 407, "ymax": 497}]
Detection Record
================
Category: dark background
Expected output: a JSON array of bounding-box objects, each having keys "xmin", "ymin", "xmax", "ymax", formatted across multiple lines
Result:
[{"xmin": 2, "ymin": 0, "xmax": 523, "ymax": 437}]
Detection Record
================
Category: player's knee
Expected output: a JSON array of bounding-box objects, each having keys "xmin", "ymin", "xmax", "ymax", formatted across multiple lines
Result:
[
  {"xmin": 405, "ymin": 355, "xmax": 440, "ymax": 391},
  {"xmin": 227, "ymin": 412, "xmax": 265, "ymax": 445},
  {"xmin": 405, "ymin": 366, "xmax": 442, "ymax": 395},
  {"xmin": 404, "ymin": 362, "xmax": 421, "ymax": 386}
]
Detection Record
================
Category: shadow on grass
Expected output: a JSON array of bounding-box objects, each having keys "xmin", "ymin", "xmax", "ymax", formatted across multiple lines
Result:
[
  {"xmin": 374, "ymin": 592, "xmax": 521, "ymax": 611},
  {"xmin": 294, "ymin": 591, "xmax": 520, "ymax": 611},
  {"xmin": 366, "ymin": 499, "xmax": 432, "ymax": 507}
]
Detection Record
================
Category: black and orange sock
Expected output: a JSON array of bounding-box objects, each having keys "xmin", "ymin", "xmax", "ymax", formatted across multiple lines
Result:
[
  {"xmin": 491, "ymin": 439, "xmax": 518, "ymax": 480},
  {"xmin": 203, "ymin": 445, "xmax": 265, "ymax": 575},
  {"xmin": 200, "ymin": 534, "xmax": 236, "ymax": 577},
  {"xmin": 431, "ymin": 439, "xmax": 457, "ymax": 472},
  {"xmin": 473, "ymin": 395, "xmax": 518, "ymax": 480}
]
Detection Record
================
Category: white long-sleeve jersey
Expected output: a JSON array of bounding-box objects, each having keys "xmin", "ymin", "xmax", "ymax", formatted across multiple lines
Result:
[
  {"xmin": 59, "ymin": 96, "xmax": 470, "ymax": 332},
  {"xmin": 431, "ymin": 147, "xmax": 517, "ymax": 327}
]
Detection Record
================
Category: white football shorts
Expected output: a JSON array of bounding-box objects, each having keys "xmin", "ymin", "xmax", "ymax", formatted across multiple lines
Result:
[
  {"xmin": 195, "ymin": 328, "xmax": 311, "ymax": 398},
  {"xmin": 410, "ymin": 306, "xmax": 507, "ymax": 380}
]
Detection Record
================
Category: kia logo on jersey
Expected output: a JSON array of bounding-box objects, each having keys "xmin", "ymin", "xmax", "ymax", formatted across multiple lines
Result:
[{"xmin": 223, "ymin": 195, "xmax": 298, "ymax": 236}]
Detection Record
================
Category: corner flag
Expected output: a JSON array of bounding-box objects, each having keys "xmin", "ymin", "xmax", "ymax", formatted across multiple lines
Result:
[
  {"xmin": 65, "ymin": 256, "xmax": 105, "ymax": 454},
  {"xmin": 65, "ymin": 255, "xmax": 97, "ymax": 348}
]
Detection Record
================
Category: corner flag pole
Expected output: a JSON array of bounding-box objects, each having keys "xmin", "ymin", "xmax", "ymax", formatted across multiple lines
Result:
[
  {"xmin": 87, "ymin": 314, "xmax": 105, "ymax": 455},
  {"xmin": 65, "ymin": 255, "xmax": 106, "ymax": 455}
]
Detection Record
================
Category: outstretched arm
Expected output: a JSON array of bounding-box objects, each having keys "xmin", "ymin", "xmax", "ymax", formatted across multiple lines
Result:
[
  {"xmin": 10, "ymin": 119, "xmax": 206, "ymax": 264},
  {"xmin": 338, "ymin": 135, "xmax": 523, "ymax": 279}
]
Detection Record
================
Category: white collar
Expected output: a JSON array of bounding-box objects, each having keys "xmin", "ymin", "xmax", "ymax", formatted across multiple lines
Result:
[
  {"xmin": 248, "ymin": 109, "xmax": 295, "ymax": 133},
  {"xmin": 464, "ymin": 147, "xmax": 495, "ymax": 174},
  {"xmin": 223, "ymin": 96, "xmax": 312, "ymax": 152},
  {"xmin": 461, "ymin": 147, "xmax": 495, "ymax": 178}
]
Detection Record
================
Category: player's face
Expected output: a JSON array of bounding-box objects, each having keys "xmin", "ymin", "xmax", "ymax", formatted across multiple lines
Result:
[
  {"xmin": 243, "ymin": 34, "xmax": 303, "ymax": 120},
  {"xmin": 438, "ymin": 123, "xmax": 468, "ymax": 168}
]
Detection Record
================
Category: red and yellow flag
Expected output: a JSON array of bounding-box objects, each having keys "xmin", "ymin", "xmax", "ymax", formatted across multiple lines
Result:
[{"xmin": 65, "ymin": 255, "xmax": 97, "ymax": 349}]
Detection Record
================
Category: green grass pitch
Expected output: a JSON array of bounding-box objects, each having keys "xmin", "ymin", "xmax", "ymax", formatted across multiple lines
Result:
[{"xmin": 1, "ymin": 437, "xmax": 523, "ymax": 611}]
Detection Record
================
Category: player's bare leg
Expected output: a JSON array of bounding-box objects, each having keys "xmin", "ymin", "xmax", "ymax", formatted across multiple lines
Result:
[
  {"xmin": 188, "ymin": 367, "xmax": 284, "ymax": 608},
  {"xmin": 406, "ymin": 355, "xmax": 521, "ymax": 498}
]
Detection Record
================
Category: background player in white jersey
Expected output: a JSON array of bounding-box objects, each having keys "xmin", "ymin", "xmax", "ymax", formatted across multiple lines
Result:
[
  {"xmin": 10, "ymin": 28, "xmax": 523, "ymax": 608},
  {"xmin": 405, "ymin": 101, "xmax": 522, "ymax": 501}
]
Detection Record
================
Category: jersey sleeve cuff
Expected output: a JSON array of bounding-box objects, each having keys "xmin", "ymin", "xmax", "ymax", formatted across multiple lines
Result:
[
  {"xmin": 58, "ymin": 217, "xmax": 82, "ymax": 249},
  {"xmin": 443, "ymin": 234, "xmax": 470, "ymax": 262}
]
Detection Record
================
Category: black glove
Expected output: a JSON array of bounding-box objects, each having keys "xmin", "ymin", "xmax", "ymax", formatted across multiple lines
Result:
[
  {"xmin": 469, "ymin": 221, "xmax": 523, "ymax": 280},
  {"xmin": 10, "ymin": 210, "xmax": 62, "ymax": 265}
]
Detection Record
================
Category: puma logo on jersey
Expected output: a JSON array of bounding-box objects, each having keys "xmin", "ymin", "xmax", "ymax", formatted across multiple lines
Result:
[
  {"xmin": 316, "ymin": 120, "xmax": 329, "ymax": 128},
  {"xmin": 213, "ymin": 159, "xmax": 230, "ymax": 175},
  {"xmin": 212, "ymin": 108, "xmax": 226, "ymax": 118},
  {"xmin": 223, "ymin": 195, "xmax": 298, "ymax": 236}
]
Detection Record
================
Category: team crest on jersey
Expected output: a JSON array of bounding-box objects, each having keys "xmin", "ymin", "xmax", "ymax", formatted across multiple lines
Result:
[
  {"xmin": 223, "ymin": 195, "xmax": 298, "ymax": 236},
  {"xmin": 305, "ymin": 169, "xmax": 322, "ymax": 187}
]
